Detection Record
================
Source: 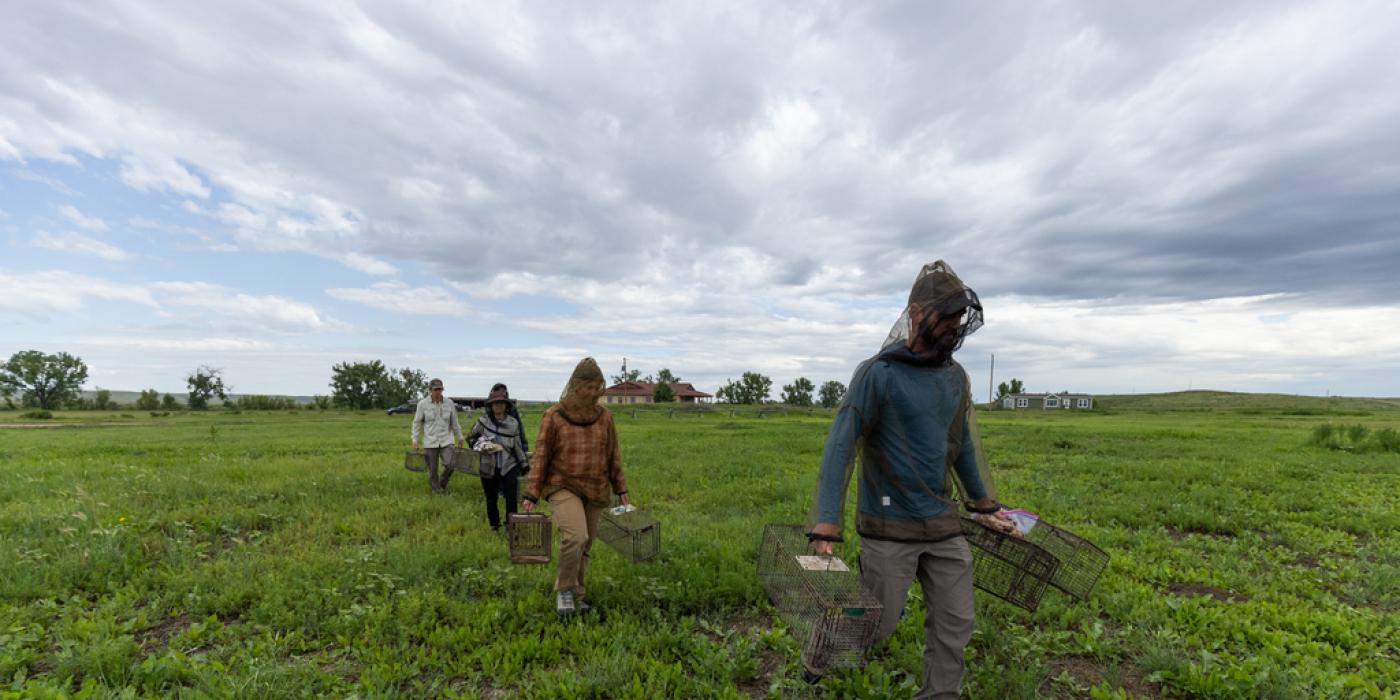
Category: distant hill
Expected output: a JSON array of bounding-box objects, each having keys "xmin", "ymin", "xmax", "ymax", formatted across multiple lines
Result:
[{"xmin": 1092, "ymin": 390, "xmax": 1400, "ymax": 413}]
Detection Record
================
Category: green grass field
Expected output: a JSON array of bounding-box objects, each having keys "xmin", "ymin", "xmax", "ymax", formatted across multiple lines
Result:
[{"xmin": 2, "ymin": 397, "xmax": 1398, "ymax": 698}]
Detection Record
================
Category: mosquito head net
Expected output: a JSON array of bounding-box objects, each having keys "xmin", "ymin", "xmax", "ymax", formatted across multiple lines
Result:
[{"xmin": 881, "ymin": 260, "xmax": 983, "ymax": 365}]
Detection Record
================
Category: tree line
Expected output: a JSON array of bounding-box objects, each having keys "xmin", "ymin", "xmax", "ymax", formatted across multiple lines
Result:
[
  {"xmin": 714, "ymin": 372, "xmax": 846, "ymax": 408},
  {"xmin": 3, "ymin": 349, "xmax": 853, "ymax": 413}
]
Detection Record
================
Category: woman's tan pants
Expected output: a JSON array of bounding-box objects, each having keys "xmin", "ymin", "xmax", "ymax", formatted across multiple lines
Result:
[{"xmin": 547, "ymin": 489, "xmax": 604, "ymax": 596}]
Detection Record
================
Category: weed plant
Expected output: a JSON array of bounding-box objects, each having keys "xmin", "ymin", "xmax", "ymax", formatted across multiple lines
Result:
[
  {"xmin": 0, "ymin": 404, "xmax": 1396, "ymax": 697},
  {"xmin": 1308, "ymin": 421, "xmax": 1400, "ymax": 454}
]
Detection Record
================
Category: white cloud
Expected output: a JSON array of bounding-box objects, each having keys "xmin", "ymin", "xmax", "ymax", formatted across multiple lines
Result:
[
  {"xmin": 327, "ymin": 281, "xmax": 466, "ymax": 316},
  {"xmin": 86, "ymin": 336, "xmax": 275, "ymax": 352},
  {"xmin": 59, "ymin": 204, "xmax": 108, "ymax": 231},
  {"xmin": 337, "ymin": 252, "xmax": 397, "ymax": 276},
  {"xmin": 119, "ymin": 155, "xmax": 210, "ymax": 198},
  {"xmin": 151, "ymin": 281, "xmax": 351, "ymax": 333},
  {"xmin": 32, "ymin": 230, "xmax": 129, "ymax": 261},
  {"xmin": 0, "ymin": 270, "xmax": 156, "ymax": 318}
]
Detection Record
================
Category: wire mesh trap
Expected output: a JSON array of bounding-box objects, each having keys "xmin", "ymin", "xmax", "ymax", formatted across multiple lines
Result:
[
  {"xmin": 757, "ymin": 524, "xmax": 882, "ymax": 674},
  {"xmin": 1021, "ymin": 519, "xmax": 1108, "ymax": 601},
  {"xmin": 507, "ymin": 512, "xmax": 552, "ymax": 564},
  {"xmin": 448, "ymin": 447, "xmax": 481, "ymax": 475},
  {"xmin": 403, "ymin": 450, "xmax": 427, "ymax": 472},
  {"xmin": 960, "ymin": 515, "xmax": 1060, "ymax": 612},
  {"xmin": 598, "ymin": 506, "xmax": 661, "ymax": 562}
]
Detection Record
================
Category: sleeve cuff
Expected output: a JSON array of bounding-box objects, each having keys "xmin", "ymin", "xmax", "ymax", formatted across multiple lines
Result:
[
  {"xmin": 964, "ymin": 499, "xmax": 1003, "ymax": 514},
  {"xmin": 807, "ymin": 532, "xmax": 843, "ymax": 543}
]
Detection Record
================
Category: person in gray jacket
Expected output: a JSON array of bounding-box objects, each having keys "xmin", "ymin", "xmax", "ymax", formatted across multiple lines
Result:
[
  {"xmin": 412, "ymin": 378, "xmax": 464, "ymax": 493},
  {"xmin": 468, "ymin": 386, "xmax": 529, "ymax": 531}
]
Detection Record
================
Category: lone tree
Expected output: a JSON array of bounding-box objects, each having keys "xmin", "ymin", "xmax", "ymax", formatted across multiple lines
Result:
[
  {"xmin": 329, "ymin": 360, "xmax": 430, "ymax": 409},
  {"xmin": 611, "ymin": 360, "xmax": 642, "ymax": 385},
  {"xmin": 718, "ymin": 372, "xmax": 773, "ymax": 404},
  {"xmin": 995, "ymin": 378, "xmax": 1025, "ymax": 402},
  {"xmin": 186, "ymin": 366, "xmax": 229, "ymax": 410},
  {"xmin": 161, "ymin": 393, "xmax": 181, "ymax": 410},
  {"xmin": 135, "ymin": 389, "xmax": 161, "ymax": 411},
  {"xmin": 379, "ymin": 367, "xmax": 429, "ymax": 408},
  {"xmin": 818, "ymin": 380, "xmax": 846, "ymax": 408},
  {"xmin": 330, "ymin": 360, "xmax": 387, "ymax": 410},
  {"xmin": 652, "ymin": 368, "xmax": 681, "ymax": 402},
  {"xmin": 781, "ymin": 377, "xmax": 815, "ymax": 406},
  {"xmin": 652, "ymin": 382, "xmax": 675, "ymax": 403},
  {"xmin": 0, "ymin": 350, "xmax": 89, "ymax": 410}
]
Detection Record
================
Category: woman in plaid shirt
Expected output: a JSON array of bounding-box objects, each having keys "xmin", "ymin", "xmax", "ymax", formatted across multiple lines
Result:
[{"xmin": 522, "ymin": 357, "xmax": 631, "ymax": 617}]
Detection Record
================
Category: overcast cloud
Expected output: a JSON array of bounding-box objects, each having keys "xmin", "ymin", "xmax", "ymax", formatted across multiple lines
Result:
[{"xmin": 2, "ymin": 1, "xmax": 1398, "ymax": 399}]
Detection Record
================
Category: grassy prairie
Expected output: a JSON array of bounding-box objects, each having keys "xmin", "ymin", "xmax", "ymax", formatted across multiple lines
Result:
[{"xmin": 1, "ymin": 400, "xmax": 1397, "ymax": 698}]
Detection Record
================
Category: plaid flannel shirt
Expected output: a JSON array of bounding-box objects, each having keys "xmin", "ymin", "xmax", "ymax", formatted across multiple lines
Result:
[{"xmin": 524, "ymin": 405, "xmax": 628, "ymax": 504}]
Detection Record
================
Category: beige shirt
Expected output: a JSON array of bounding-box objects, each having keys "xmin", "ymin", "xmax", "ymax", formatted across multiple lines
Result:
[{"xmin": 411, "ymin": 397, "xmax": 464, "ymax": 448}]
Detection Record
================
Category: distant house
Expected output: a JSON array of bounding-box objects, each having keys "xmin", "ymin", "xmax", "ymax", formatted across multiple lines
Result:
[
  {"xmin": 603, "ymin": 381, "xmax": 714, "ymax": 405},
  {"xmin": 1002, "ymin": 392, "xmax": 1094, "ymax": 410}
]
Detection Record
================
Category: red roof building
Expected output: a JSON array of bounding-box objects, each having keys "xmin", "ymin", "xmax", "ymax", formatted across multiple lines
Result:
[{"xmin": 603, "ymin": 381, "xmax": 713, "ymax": 404}]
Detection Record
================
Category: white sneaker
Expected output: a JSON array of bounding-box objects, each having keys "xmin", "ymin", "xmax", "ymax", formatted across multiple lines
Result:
[{"xmin": 555, "ymin": 590, "xmax": 576, "ymax": 617}]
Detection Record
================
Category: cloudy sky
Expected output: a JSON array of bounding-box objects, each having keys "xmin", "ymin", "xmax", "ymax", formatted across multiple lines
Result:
[{"xmin": 3, "ymin": 1, "xmax": 1399, "ymax": 401}]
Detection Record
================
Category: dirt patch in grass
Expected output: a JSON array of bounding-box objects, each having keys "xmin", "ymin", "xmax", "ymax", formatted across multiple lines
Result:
[
  {"xmin": 1039, "ymin": 655, "xmax": 1163, "ymax": 699},
  {"xmin": 737, "ymin": 646, "xmax": 785, "ymax": 699},
  {"xmin": 138, "ymin": 614, "xmax": 193, "ymax": 652},
  {"xmin": 1166, "ymin": 581, "xmax": 1249, "ymax": 603}
]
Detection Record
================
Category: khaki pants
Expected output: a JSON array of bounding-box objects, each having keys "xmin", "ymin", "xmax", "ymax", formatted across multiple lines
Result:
[
  {"xmin": 860, "ymin": 536, "xmax": 975, "ymax": 700},
  {"xmin": 547, "ymin": 489, "xmax": 604, "ymax": 596}
]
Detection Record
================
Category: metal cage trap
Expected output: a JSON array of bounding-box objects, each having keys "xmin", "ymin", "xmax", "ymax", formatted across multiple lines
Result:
[
  {"xmin": 403, "ymin": 450, "xmax": 427, "ymax": 472},
  {"xmin": 507, "ymin": 512, "xmax": 552, "ymax": 564},
  {"xmin": 598, "ymin": 506, "xmax": 661, "ymax": 562},
  {"xmin": 757, "ymin": 524, "xmax": 882, "ymax": 674},
  {"xmin": 448, "ymin": 447, "xmax": 481, "ymax": 475},
  {"xmin": 1020, "ymin": 518, "xmax": 1108, "ymax": 601},
  {"xmin": 960, "ymin": 515, "xmax": 1060, "ymax": 612}
]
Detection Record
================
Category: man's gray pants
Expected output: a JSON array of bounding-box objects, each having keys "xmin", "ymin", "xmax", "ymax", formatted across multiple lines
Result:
[
  {"xmin": 424, "ymin": 446, "xmax": 455, "ymax": 492},
  {"xmin": 860, "ymin": 535, "xmax": 975, "ymax": 700}
]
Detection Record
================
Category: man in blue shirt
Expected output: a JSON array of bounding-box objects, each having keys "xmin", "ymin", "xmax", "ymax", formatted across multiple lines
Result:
[{"xmin": 808, "ymin": 261, "xmax": 1011, "ymax": 699}]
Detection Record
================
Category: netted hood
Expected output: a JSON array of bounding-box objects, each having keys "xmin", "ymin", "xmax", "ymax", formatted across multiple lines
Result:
[{"xmin": 881, "ymin": 260, "xmax": 983, "ymax": 365}]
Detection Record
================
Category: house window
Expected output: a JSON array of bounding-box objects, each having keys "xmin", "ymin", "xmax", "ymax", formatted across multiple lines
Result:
[
  {"xmin": 1078, "ymin": 398, "xmax": 1090, "ymax": 408},
  {"xmin": 1045, "ymin": 398, "xmax": 1059, "ymax": 408},
  {"xmin": 1016, "ymin": 398, "xmax": 1028, "ymax": 408}
]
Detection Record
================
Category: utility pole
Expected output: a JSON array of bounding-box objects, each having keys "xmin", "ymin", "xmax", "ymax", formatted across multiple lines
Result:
[{"xmin": 988, "ymin": 353, "xmax": 995, "ymax": 404}]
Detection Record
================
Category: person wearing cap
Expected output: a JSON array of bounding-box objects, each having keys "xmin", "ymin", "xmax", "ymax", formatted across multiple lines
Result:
[
  {"xmin": 806, "ymin": 261, "xmax": 1012, "ymax": 698},
  {"xmin": 412, "ymin": 378, "xmax": 465, "ymax": 493},
  {"xmin": 522, "ymin": 357, "xmax": 630, "ymax": 617},
  {"xmin": 468, "ymin": 386, "xmax": 529, "ymax": 531}
]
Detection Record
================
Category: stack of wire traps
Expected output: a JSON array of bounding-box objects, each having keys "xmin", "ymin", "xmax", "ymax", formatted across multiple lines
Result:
[
  {"xmin": 1022, "ymin": 519, "xmax": 1108, "ymax": 601},
  {"xmin": 960, "ymin": 515, "xmax": 1060, "ymax": 612},
  {"xmin": 756, "ymin": 524, "xmax": 882, "ymax": 673},
  {"xmin": 598, "ymin": 507, "xmax": 661, "ymax": 562}
]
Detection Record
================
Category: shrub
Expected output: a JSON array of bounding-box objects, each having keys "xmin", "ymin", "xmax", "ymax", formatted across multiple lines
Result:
[
  {"xmin": 1307, "ymin": 423, "xmax": 1339, "ymax": 449},
  {"xmin": 21, "ymin": 409, "xmax": 53, "ymax": 419},
  {"xmin": 1345, "ymin": 424, "xmax": 1370, "ymax": 447},
  {"xmin": 1375, "ymin": 428, "xmax": 1400, "ymax": 453}
]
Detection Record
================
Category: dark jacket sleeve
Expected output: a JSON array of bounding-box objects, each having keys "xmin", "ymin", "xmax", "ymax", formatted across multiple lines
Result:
[
  {"xmin": 510, "ymin": 403, "xmax": 529, "ymax": 451},
  {"xmin": 811, "ymin": 361, "xmax": 881, "ymax": 527}
]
